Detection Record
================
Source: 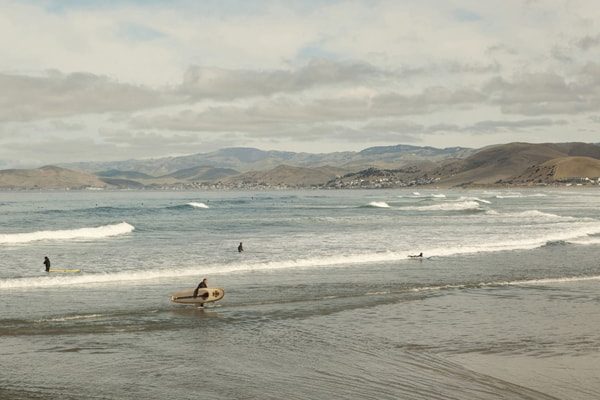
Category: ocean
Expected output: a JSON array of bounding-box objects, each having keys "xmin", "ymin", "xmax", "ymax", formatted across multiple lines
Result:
[{"xmin": 0, "ymin": 189, "xmax": 599, "ymax": 399}]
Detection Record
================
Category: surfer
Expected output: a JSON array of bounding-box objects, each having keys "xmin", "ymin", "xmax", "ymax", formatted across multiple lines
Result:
[
  {"xmin": 43, "ymin": 256, "xmax": 51, "ymax": 272},
  {"xmin": 408, "ymin": 252, "xmax": 423, "ymax": 258},
  {"xmin": 238, "ymin": 242, "xmax": 244, "ymax": 252},
  {"xmin": 193, "ymin": 278, "xmax": 208, "ymax": 298}
]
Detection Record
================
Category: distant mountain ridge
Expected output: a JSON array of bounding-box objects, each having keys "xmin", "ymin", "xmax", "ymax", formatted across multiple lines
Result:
[
  {"xmin": 3, "ymin": 142, "xmax": 600, "ymax": 189},
  {"xmin": 61, "ymin": 145, "xmax": 473, "ymax": 176}
]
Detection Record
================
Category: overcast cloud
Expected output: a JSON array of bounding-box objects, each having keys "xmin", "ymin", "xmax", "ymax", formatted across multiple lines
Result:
[{"xmin": 1, "ymin": 0, "xmax": 599, "ymax": 167}]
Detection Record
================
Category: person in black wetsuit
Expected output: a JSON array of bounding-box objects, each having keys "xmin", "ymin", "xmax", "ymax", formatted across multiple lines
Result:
[
  {"xmin": 193, "ymin": 278, "xmax": 208, "ymax": 298},
  {"xmin": 43, "ymin": 256, "xmax": 51, "ymax": 272},
  {"xmin": 238, "ymin": 242, "xmax": 244, "ymax": 252}
]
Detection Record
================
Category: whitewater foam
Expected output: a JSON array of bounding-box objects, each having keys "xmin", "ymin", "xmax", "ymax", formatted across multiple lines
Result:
[
  {"xmin": 402, "ymin": 201, "xmax": 481, "ymax": 211},
  {"xmin": 484, "ymin": 210, "xmax": 581, "ymax": 222},
  {"xmin": 425, "ymin": 222, "xmax": 600, "ymax": 257},
  {"xmin": 187, "ymin": 202, "xmax": 209, "ymax": 209},
  {"xmin": 569, "ymin": 236, "xmax": 600, "ymax": 246},
  {"xmin": 457, "ymin": 196, "xmax": 492, "ymax": 204},
  {"xmin": 410, "ymin": 275, "xmax": 600, "ymax": 293},
  {"xmin": 367, "ymin": 201, "xmax": 390, "ymax": 208},
  {"xmin": 495, "ymin": 193, "xmax": 547, "ymax": 199},
  {"xmin": 2, "ymin": 221, "xmax": 600, "ymax": 289},
  {"xmin": 0, "ymin": 222, "xmax": 135, "ymax": 245},
  {"xmin": 39, "ymin": 314, "xmax": 106, "ymax": 323}
]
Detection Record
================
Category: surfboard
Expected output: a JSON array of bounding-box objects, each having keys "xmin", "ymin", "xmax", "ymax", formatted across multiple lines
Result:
[
  {"xmin": 170, "ymin": 287, "xmax": 225, "ymax": 305},
  {"xmin": 48, "ymin": 268, "xmax": 81, "ymax": 273}
]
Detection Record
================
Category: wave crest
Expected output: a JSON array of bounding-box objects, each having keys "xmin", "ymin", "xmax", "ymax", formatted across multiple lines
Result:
[
  {"xmin": 187, "ymin": 202, "xmax": 209, "ymax": 209},
  {"xmin": 0, "ymin": 222, "xmax": 135, "ymax": 244},
  {"xmin": 403, "ymin": 201, "xmax": 481, "ymax": 211},
  {"xmin": 366, "ymin": 201, "xmax": 390, "ymax": 208}
]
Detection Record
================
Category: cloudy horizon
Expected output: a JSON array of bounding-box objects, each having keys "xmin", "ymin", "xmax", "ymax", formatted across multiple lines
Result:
[{"xmin": 1, "ymin": 0, "xmax": 600, "ymax": 168}]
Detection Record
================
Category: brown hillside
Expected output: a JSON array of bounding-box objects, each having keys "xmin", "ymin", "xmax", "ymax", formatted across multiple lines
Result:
[
  {"xmin": 0, "ymin": 166, "xmax": 107, "ymax": 189},
  {"xmin": 221, "ymin": 164, "xmax": 347, "ymax": 187},
  {"xmin": 432, "ymin": 142, "xmax": 600, "ymax": 186},
  {"xmin": 510, "ymin": 156, "xmax": 600, "ymax": 184}
]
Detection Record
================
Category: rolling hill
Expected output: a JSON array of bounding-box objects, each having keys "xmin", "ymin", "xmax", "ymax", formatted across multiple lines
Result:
[
  {"xmin": 219, "ymin": 165, "xmax": 348, "ymax": 187},
  {"xmin": 431, "ymin": 142, "xmax": 600, "ymax": 186},
  {"xmin": 0, "ymin": 166, "xmax": 107, "ymax": 189},
  {"xmin": 5, "ymin": 142, "xmax": 600, "ymax": 189},
  {"xmin": 508, "ymin": 156, "xmax": 600, "ymax": 184},
  {"xmin": 158, "ymin": 165, "xmax": 239, "ymax": 181}
]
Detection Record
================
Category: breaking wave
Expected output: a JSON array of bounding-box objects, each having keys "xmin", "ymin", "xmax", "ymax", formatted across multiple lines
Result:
[
  {"xmin": 0, "ymin": 222, "xmax": 135, "ymax": 245},
  {"xmin": 484, "ymin": 210, "xmax": 581, "ymax": 222},
  {"xmin": 4, "ymin": 222, "xmax": 600, "ymax": 289},
  {"xmin": 366, "ymin": 201, "xmax": 390, "ymax": 208},
  {"xmin": 403, "ymin": 201, "xmax": 481, "ymax": 211},
  {"xmin": 457, "ymin": 196, "xmax": 492, "ymax": 204},
  {"xmin": 187, "ymin": 202, "xmax": 209, "ymax": 209},
  {"xmin": 495, "ymin": 193, "xmax": 548, "ymax": 199}
]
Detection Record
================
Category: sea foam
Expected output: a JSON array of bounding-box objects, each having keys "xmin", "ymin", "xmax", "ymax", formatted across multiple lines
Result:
[
  {"xmin": 2, "ymin": 222, "xmax": 600, "ymax": 289},
  {"xmin": 457, "ymin": 196, "xmax": 492, "ymax": 204},
  {"xmin": 403, "ymin": 201, "xmax": 481, "ymax": 211},
  {"xmin": 187, "ymin": 202, "xmax": 209, "ymax": 209},
  {"xmin": 0, "ymin": 222, "xmax": 134, "ymax": 245},
  {"xmin": 485, "ymin": 209, "xmax": 580, "ymax": 222},
  {"xmin": 367, "ymin": 201, "xmax": 390, "ymax": 208}
]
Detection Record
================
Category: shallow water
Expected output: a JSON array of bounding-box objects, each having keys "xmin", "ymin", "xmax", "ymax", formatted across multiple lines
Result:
[{"xmin": 0, "ymin": 189, "xmax": 599, "ymax": 399}]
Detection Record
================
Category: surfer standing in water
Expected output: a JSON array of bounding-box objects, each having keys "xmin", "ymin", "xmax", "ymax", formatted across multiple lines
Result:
[
  {"xmin": 43, "ymin": 256, "xmax": 51, "ymax": 272},
  {"xmin": 238, "ymin": 242, "xmax": 244, "ymax": 252}
]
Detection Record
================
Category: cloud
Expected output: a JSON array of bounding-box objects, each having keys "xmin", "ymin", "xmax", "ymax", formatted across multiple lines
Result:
[
  {"xmin": 99, "ymin": 130, "xmax": 205, "ymax": 148},
  {"xmin": 0, "ymin": 70, "xmax": 175, "ymax": 122},
  {"xmin": 0, "ymin": 131, "xmax": 238, "ymax": 167},
  {"xmin": 132, "ymin": 85, "xmax": 486, "ymax": 135},
  {"xmin": 2, "ymin": 0, "xmax": 600, "ymax": 166},
  {"xmin": 465, "ymin": 118, "xmax": 567, "ymax": 133},
  {"xmin": 357, "ymin": 117, "xmax": 565, "ymax": 137},
  {"xmin": 483, "ymin": 67, "xmax": 600, "ymax": 115},
  {"xmin": 575, "ymin": 34, "xmax": 600, "ymax": 50},
  {"xmin": 180, "ymin": 59, "xmax": 387, "ymax": 99},
  {"xmin": 50, "ymin": 120, "xmax": 86, "ymax": 131}
]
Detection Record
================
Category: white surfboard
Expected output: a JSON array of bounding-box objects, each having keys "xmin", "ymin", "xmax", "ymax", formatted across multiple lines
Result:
[{"xmin": 170, "ymin": 287, "xmax": 225, "ymax": 305}]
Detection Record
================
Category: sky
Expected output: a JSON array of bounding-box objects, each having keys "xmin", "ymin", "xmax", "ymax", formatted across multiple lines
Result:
[{"xmin": 1, "ymin": 0, "xmax": 600, "ymax": 167}]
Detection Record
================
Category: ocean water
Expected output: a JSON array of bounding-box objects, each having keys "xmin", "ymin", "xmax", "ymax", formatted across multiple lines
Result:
[{"xmin": 1, "ymin": 189, "xmax": 599, "ymax": 399}]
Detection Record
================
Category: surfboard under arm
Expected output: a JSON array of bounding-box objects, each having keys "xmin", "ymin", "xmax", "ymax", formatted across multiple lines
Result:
[{"xmin": 170, "ymin": 288, "xmax": 225, "ymax": 304}]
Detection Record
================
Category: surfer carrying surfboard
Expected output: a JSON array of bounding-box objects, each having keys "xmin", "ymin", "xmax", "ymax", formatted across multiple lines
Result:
[
  {"xmin": 43, "ymin": 256, "xmax": 51, "ymax": 272},
  {"xmin": 193, "ymin": 278, "xmax": 208, "ymax": 298}
]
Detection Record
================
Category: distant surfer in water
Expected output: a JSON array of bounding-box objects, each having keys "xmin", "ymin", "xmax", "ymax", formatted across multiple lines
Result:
[
  {"xmin": 193, "ymin": 278, "xmax": 208, "ymax": 298},
  {"xmin": 238, "ymin": 242, "xmax": 244, "ymax": 252},
  {"xmin": 408, "ymin": 252, "xmax": 423, "ymax": 258},
  {"xmin": 43, "ymin": 256, "xmax": 51, "ymax": 272}
]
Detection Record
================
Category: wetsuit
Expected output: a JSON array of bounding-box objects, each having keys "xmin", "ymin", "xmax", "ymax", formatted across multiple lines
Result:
[
  {"xmin": 193, "ymin": 281, "xmax": 207, "ymax": 298},
  {"xmin": 44, "ymin": 258, "xmax": 51, "ymax": 272}
]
